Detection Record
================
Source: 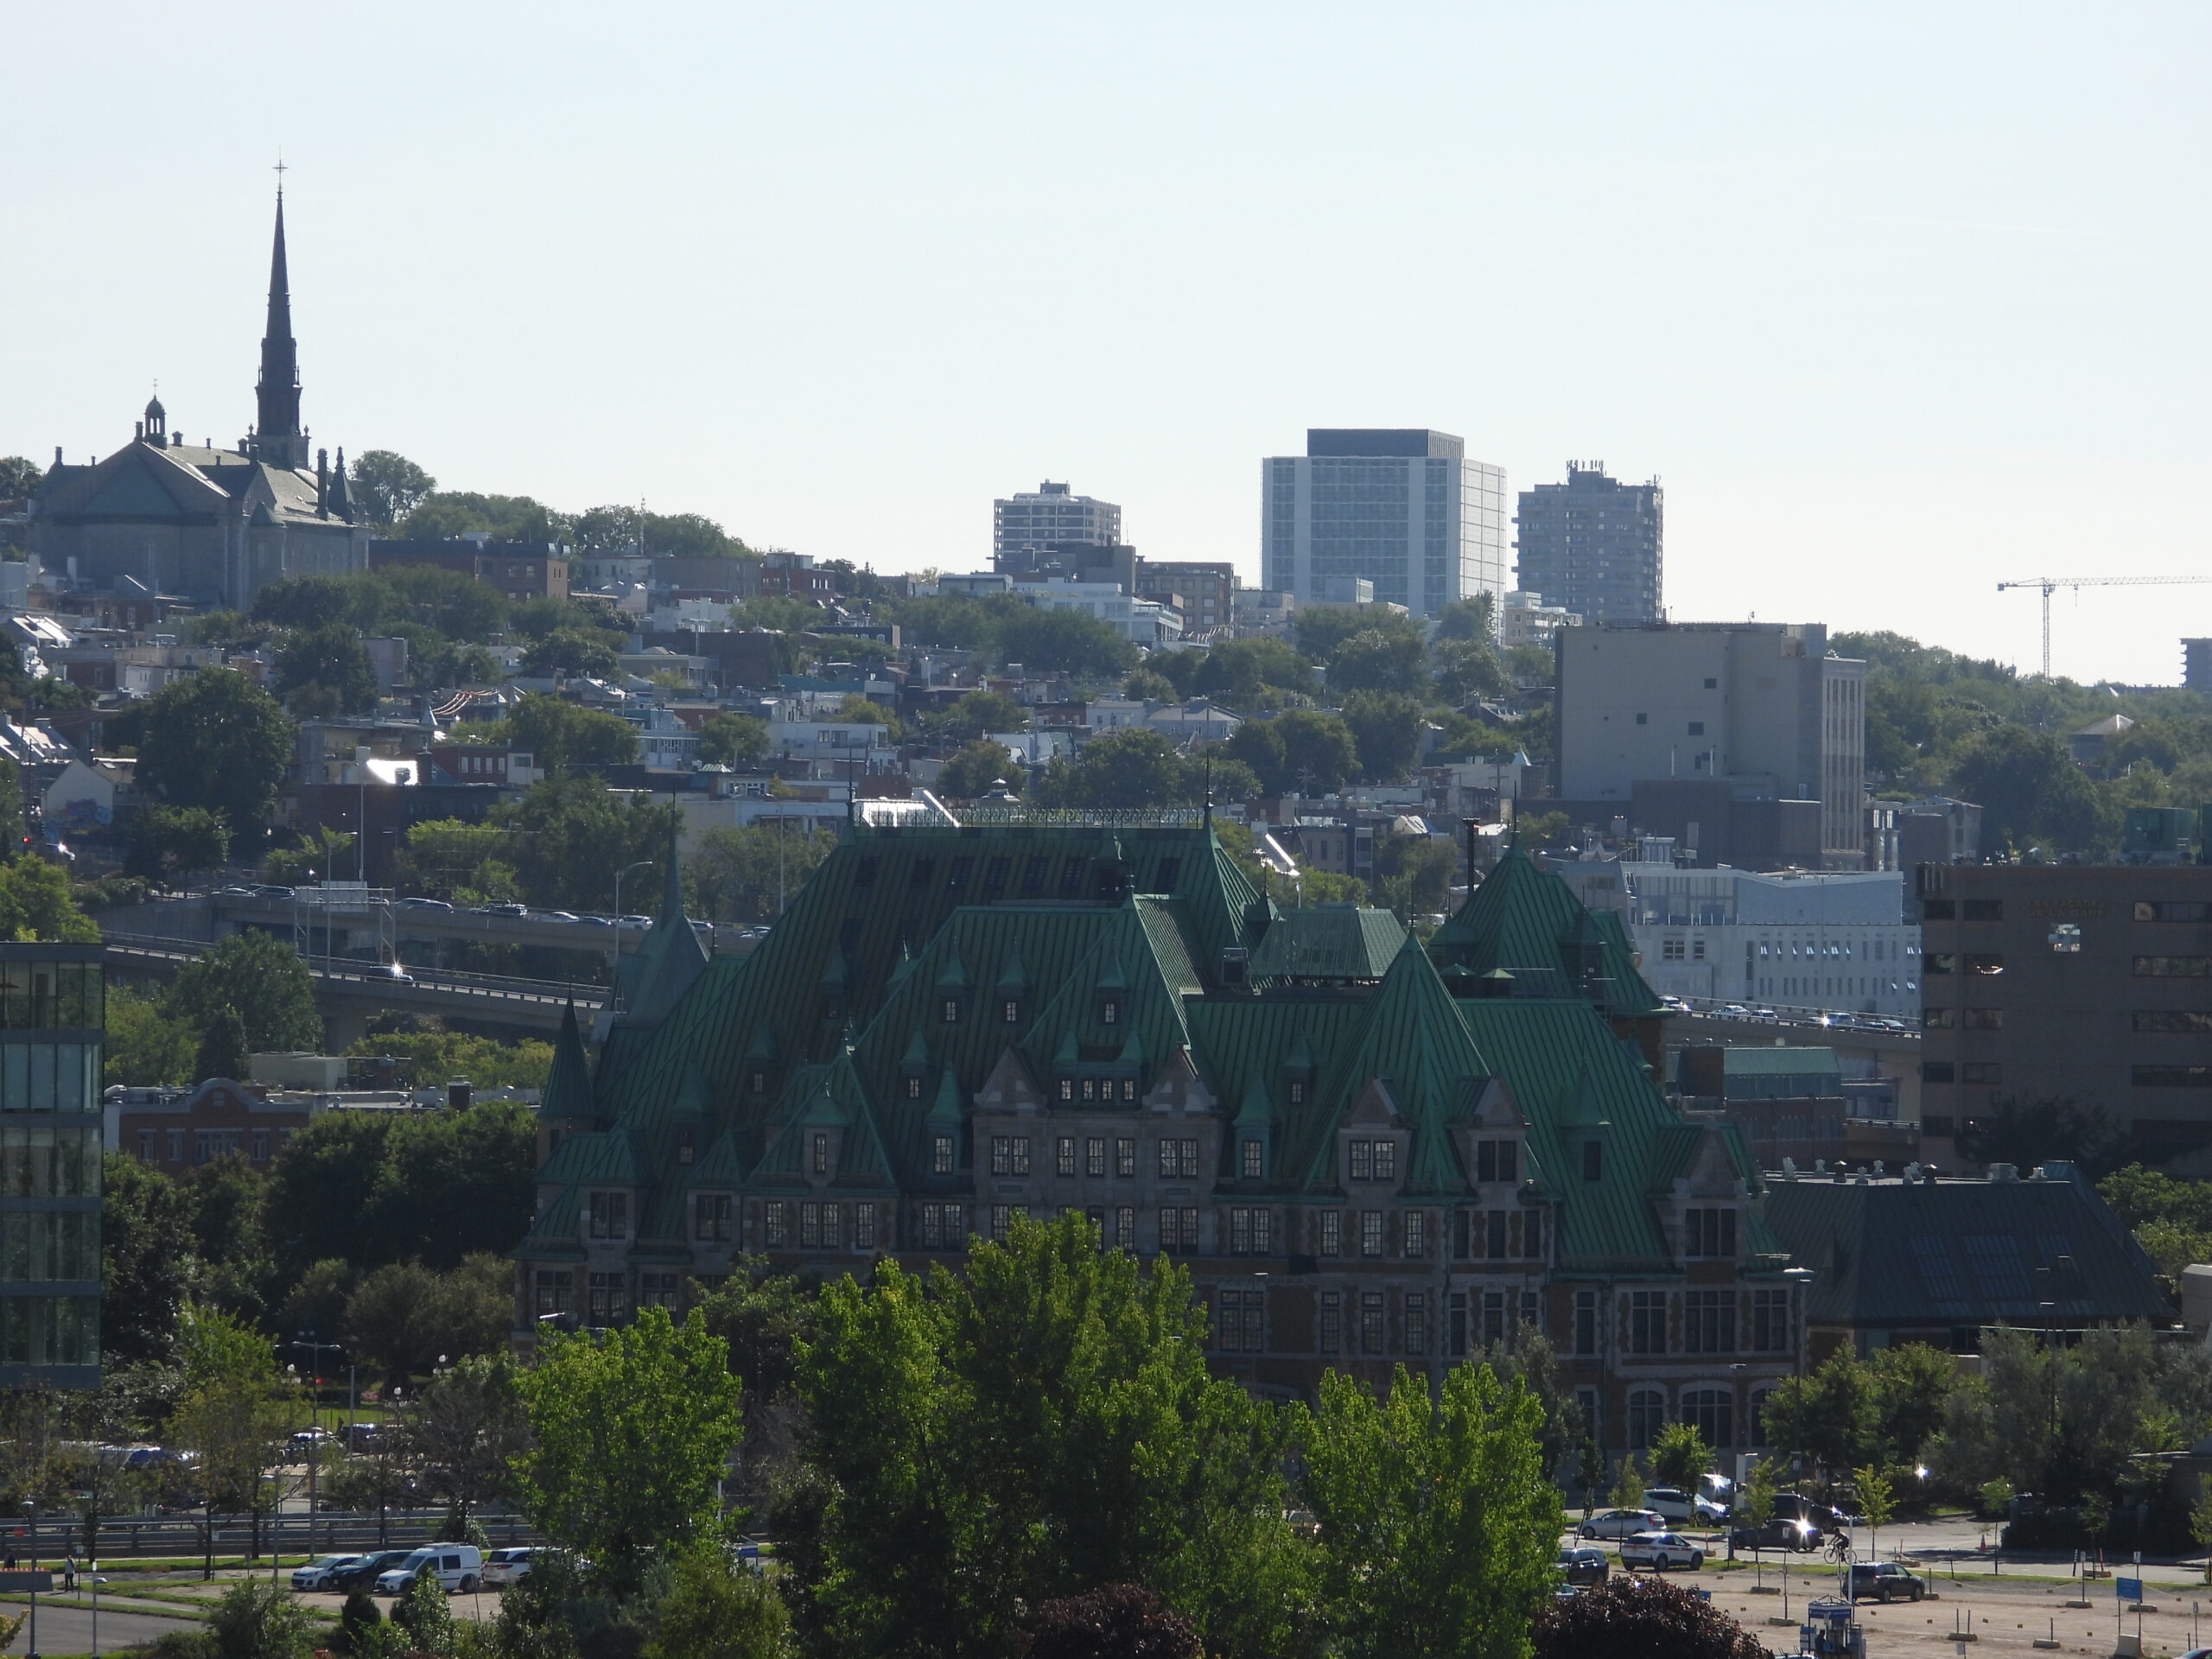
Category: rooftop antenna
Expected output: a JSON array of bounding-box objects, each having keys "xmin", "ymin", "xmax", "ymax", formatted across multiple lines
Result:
[{"xmin": 1202, "ymin": 755, "xmax": 1213, "ymax": 828}]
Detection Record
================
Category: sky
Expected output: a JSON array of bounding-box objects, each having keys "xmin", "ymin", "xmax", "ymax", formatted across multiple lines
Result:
[{"xmin": 7, "ymin": 2, "xmax": 2211, "ymax": 684}]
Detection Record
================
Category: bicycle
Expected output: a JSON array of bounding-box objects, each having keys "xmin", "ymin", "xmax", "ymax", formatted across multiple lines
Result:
[{"xmin": 1825, "ymin": 1533, "xmax": 1854, "ymax": 1565}]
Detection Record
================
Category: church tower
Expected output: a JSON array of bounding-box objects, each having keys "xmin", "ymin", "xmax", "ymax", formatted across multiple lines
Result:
[{"xmin": 252, "ymin": 188, "xmax": 307, "ymax": 470}]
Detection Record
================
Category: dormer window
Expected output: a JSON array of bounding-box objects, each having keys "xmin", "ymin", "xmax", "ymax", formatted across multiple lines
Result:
[
  {"xmin": 1002, "ymin": 999, "xmax": 1020, "ymax": 1024},
  {"xmin": 1059, "ymin": 1078, "xmax": 1075, "ymax": 1102},
  {"xmin": 1287, "ymin": 1081, "xmax": 1306, "ymax": 1106},
  {"xmin": 941, "ymin": 997, "xmax": 960, "ymax": 1025},
  {"xmin": 1475, "ymin": 1140, "xmax": 1518, "ymax": 1184},
  {"xmin": 1349, "ymin": 1139, "xmax": 1397, "ymax": 1181},
  {"xmin": 1240, "ymin": 1138, "xmax": 1263, "ymax": 1179},
  {"xmin": 587, "ymin": 1191, "xmax": 629, "ymax": 1240},
  {"xmin": 1684, "ymin": 1207, "xmax": 1738, "ymax": 1258},
  {"xmin": 1101, "ymin": 997, "xmax": 1121, "ymax": 1027},
  {"xmin": 906, "ymin": 1076, "xmax": 925, "ymax": 1100},
  {"xmin": 677, "ymin": 1128, "xmax": 696, "ymax": 1165},
  {"xmin": 931, "ymin": 1135, "xmax": 956, "ymax": 1176},
  {"xmin": 811, "ymin": 1132, "xmax": 833, "ymax": 1176},
  {"xmin": 1582, "ymin": 1140, "xmax": 1603, "ymax": 1182},
  {"xmin": 749, "ymin": 1071, "xmax": 767, "ymax": 1095}
]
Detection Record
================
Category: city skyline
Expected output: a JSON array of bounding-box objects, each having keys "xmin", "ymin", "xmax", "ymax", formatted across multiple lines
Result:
[{"xmin": 7, "ymin": 3, "xmax": 2212, "ymax": 683}]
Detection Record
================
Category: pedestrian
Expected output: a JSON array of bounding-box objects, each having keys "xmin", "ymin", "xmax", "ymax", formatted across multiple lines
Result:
[
  {"xmin": 4, "ymin": 1548, "xmax": 16, "ymax": 1570},
  {"xmin": 62, "ymin": 1554, "xmax": 75, "ymax": 1592}
]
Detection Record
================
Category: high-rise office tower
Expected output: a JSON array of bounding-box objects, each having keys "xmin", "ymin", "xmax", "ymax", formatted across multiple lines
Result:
[
  {"xmin": 993, "ymin": 481, "xmax": 1122, "ymax": 563},
  {"xmin": 1261, "ymin": 429, "xmax": 1507, "ymax": 618},
  {"xmin": 1515, "ymin": 462, "xmax": 1663, "ymax": 625}
]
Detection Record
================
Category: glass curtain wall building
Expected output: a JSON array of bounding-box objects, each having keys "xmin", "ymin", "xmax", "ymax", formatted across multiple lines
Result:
[
  {"xmin": 1261, "ymin": 429, "xmax": 1506, "ymax": 619},
  {"xmin": 0, "ymin": 944, "xmax": 104, "ymax": 1389}
]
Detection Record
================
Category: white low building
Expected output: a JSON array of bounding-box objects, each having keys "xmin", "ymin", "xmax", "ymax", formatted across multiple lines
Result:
[
  {"xmin": 1024, "ymin": 580, "xmax": 1183, "ymax": 646},
  {"xmin": 1572, "ymin": 848, "xmax": 1920, "ymax": 1017}
]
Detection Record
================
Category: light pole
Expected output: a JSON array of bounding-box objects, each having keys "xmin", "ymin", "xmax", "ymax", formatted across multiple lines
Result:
[
  {"xmin": 21, "ymin": 1499, "xmax": 35, "ymax": 1659},
  {"xmin": 611, "ymin": 860, "xmax": 655, "ymax": 1007}
]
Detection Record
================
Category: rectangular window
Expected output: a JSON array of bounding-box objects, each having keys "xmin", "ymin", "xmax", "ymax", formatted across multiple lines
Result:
[
  {"xmin": 1216, "ymin": 1288, "xmax": 1265, "ymax": 1354},
  {"xmin": 1403, "ymin": 1211, "xmax": 1428, "ymax": 1257},
  {"xmin": 1319, "ymin": 1211, "xmax": 1342, "ymax": 1256},
  {"xmin": 1752, "ymin": 1288, "xmax": 1790, "ymax": 1353},
  {"xmin": 2135, "ymin": 1011, "xmax": 2212, "ymax": 1033},
  {"xmin": 811, "ymin": 1132, "xmax": 831, "ymax": 1175},
  {"xmin": 941, "ymin": 997, "xmax": 960, "ymax": 1024},
  {"xmin": 587, "ymin": 1191, "xmax": 629, "ymax": 1240},
  {"xmin": 137, "ymin": 1128, "xmax": 155, "ymax": 1160},
  {"xmin": 1160, "ymin": 1207, "xmax": 1198, "ymax": 1252},
  {"xmin": 1961, "ymin": 1062, "xmax": 2003, "ymax": 1084},
  {"xmin": 1684, "ymin": 1208, "xmax": 1738, "ymax": 1259},
  {"xmin": 1056, "ymin": 1136, "xmax": 1077, "ymax": 1177},
  {"xmin": 1922, "ymin": 1061, "xmax": 1955, "ymax": 1084},
  {"xmin": 1359, "ymin": 1291, "xmax": 1385, "ymax": 1354},
  {"xmin": 1475, "ymin": 1140, "xmax": 1519, "ymax": 1185},
  {"xmin": 694, "ymin": 1193, "xmax": 733, "ymax": 1243},
  {"xmin": 1404, "ymin": 1292, "xmax": 1429, "ymax": 1357},
  {"xmin": 2136, "ymin": 957, "xmax": 2212, "ymax": 977},
  {"xmin": 1374, "ymin": 1140, "xmax": 1397, "ymax": 1180},
  {"xmin": 1058, "ymin": 857, "xmax": 1085, "ymax": 896},
  {"xmin": 1630, "ymin": 1290, "xmax": 1667, "ymax": 1355},
  {"xmin": 1115, "ymin": 1206, "xmax": 1135, "ymax": 1250},
  {"xmin": 984, "ymin": 856, "xmax": 1010, "ymax": 890},
  {"xmin": 1158, "ymin": 1138, "xmax": 1199, "ymax": 1179},
  {"xmin": 534, "ymin": 1270, "xmax": 573, "ymax": 1316},
  {"xmin": 798, "ymin": 1202, "xmax": 828, "ymax": 1249},
  {"xmin": 1573, "ymin": 1289, "xmax": 1599, "ymax": 1356},
  {"xmin": 1581, "ymin": 1141, "xmax": 1602, "ymax": 1182},
  {"xmin": 587, "ymin": 1272, "xmax": 625, "ymax": 1326},
  {"xmin": 1923, "ymin": 1007, "xmax": 1957, "ymax": 1029},
  {"xmin": 1684, "ymin": 1288, "xmax": 1735, "ymax": 1354},
  {"xmin": 920, "ymin": 1202, "xmax": 964, "ymax": 1249},
  {"xmin": 932, "ymin": 1135, "xmax": 956, "ymax": 1175},
  {"xmin": 1002, "ymin": 998, "xmax": 1020, "ymax": 1024},
  {"xmin": 855, "ymin": 1205, "xmax": 877, "ymax": 1249},
  {"xmin": 1021, "ymin": 856, "xmax": 1048, "ymax": 896},
  {"xmin": 1482, "ymin": 1289, "xmax": 1506, "ymax": 1347},
  {"xmin": 1925, "ymin": 953, "xmax": 1956, "ymax": 976},
  {"xmin": 1965, "ymin": 953, "xmax": 2005, "ymax": 976},
  {"xmin": 1116, "ymin": 1137, "xmax": 1136, "ymax": 1178},
  {"xmin": 639, "ymin": 1272, "xmax": 681, "ymax": 1310},
  {"xmin": 1522, "ymin": 1210, "xmax": 1543, "ymax": 1260},
  {"xmin": 1084, "ymin": 1136, "xmax": 1106, "ymax": 1177},
  {"xmin": 990, "ymin": 1204, "xmax": 1014, "ymax": 1241},
  {"xmin": 1319, "ymin": 1292, "xmax": 1341, "ymax": 1355},
  {"xmin": 1241, "ymin": 1138, "xmax": 1263, "ymax": 1179},
  {"xmin": 764, "ymin": 1200, "xmax": 789, "ymax": 1247},
  {"xmin": 2137, "ymin": 900, "xmax": 2212, "ymax": 922},
  {"xmin": 2135, "ymin": 1065, "xmax": 2212, "ymax": 1087},
  {"xmin": 989, "ymin": 1135, "xmax": 1031, "ymax": 1177},
  {"xmin": 1228, "ymin": 1206, "xmax": 1272, "ymax": 1255},
  {"xmin": 1359, "ymin": 1211, "xmax": 1384, "ymax": 1258},
  {"xmin": 1349, "ymin": 1139, "xmax": 1371, "ymax": 1180},
  {"xmin": 1923, "ymin": 899, "xmax": 1955, "ymax": 920}
]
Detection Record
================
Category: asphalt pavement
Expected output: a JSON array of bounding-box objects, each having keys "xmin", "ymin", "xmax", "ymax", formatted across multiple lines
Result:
[{"xmin": 1, "ymin": 1599, "xmax": 201, "ymax": 1654}]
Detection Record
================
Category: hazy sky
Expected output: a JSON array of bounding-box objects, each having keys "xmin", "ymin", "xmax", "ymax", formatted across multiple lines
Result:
[{"xmin": 8, "ymin": 3, "xmax": 2210, "ymax": 683}]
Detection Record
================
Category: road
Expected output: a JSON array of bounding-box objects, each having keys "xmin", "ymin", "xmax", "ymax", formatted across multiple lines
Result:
[{"xmin": 0, "ymin": 1597, "xmax": 200, "ymax": 1654}]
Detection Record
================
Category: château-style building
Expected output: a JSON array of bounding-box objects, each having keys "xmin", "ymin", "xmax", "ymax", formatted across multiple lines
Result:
[
  {"xmin": 516, "ymin": 817, "xmax": 1808, "ymax": 1459},
  {"xmin": 29, "ymin": 189, "xmax": 368, "ymax": 607}
]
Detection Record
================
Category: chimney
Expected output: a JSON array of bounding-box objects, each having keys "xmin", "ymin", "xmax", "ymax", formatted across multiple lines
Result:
[{"xmin": 53, "ymin": 447, "xmax": 61, "ymax": 468}]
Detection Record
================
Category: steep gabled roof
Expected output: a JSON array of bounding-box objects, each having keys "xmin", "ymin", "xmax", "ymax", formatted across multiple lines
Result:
[
  {"xmin": 538, "ymin": 1001, "xmax": 596, "ymax": 1122},
  {"xmin": 1249, "ymin": 905, "xmax": 1406, "ymax": 981},
  {"xmin": 1429, "ymin": 844, "xmax": 1664, "ymax": 1017}
]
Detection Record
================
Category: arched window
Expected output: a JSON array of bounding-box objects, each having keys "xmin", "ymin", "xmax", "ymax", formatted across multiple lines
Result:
[
  {"xmin": 1682, "ymin": 1389, "xmax": 1733, "ymax": 1449},
  {"xmin": 1627, "ymin": 1389, "xmax": 1665, "ymax": 1451}
]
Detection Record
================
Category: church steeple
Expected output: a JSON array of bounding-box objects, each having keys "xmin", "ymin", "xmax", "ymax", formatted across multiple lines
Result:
[{"xmin": 254, "ymin": 186, "xmax": 305, "ymax": 469}]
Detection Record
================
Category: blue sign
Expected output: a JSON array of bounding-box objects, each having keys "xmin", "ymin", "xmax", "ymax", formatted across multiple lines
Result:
[
  {"xmin": 734, "ymin": 1542, "xmax": 760, "ymax": 1560},
  {"xmin": 2116, "ymin": 1576, "xmax": 2143, "ymax": 1602}
]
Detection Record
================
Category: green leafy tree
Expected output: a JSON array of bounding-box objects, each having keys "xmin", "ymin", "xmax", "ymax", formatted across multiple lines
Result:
[
  {"xmin": 1608, "ymin": 1453, "xmax": 1646, "ymax": 1510},
  {"xmin": 1869, "ymin": 1342, "xmax": 1958, "ymax": 1466},
  {"xmin": 513, "ymin": 1306, "xmax": 747, "ymax": 1593},
  {"xmin": 1956, "ymin": 1096, "xmax": 2129, "ymax": 1178},
  {"xmin": 345, "ymin": 1254, "xmax": 513, "ymax": 1386},
  {"xmin": 994, "ymin": 606, "xmax": 1138, "ymax": 679},
  {"xmin": 936, "ymin": 741, "xmax": 1022, "ymax": 800},
  {"xmin": 499, "ymin": 779, "xmax": 676, "ymax": 910},
  {"xmin": 1854, "ymin": 1465, "xmax": 1896, "ymax": 1564},
  {"xmin": 1294, "ymin": 605, "xmax": 1422, "ymax": 663},
  {"xmin": 1649, "ymin": 1421, "xmax": 1713, "ymax": 1494},
  {"xmin": 1433, "ymin": 594, "xmax": 1497, "ymax": 643},
  {"xmin": 523, "ymin": 627, "xmax": 622, "ymax": 680},
  {"xmin": 396, "ymin": 818, "xmax": 522, "ymax": 906},
  {"xmin": 932, "ymin": 690, "xmax": 1028, "ymax": 743},
  {"xmin": 1430, "ymin": 635, "xmax": 1509, "ymax": 703},
  {"xmin": 391, "ymin": 1571, "xmax": 458, "ymax": 1653},
  {"xmin": 1373, "ymin": 832, "xmax": 1457, "ymax": 920},
  {"xmin": 508, "ymin": 694, "xmax": 641, "ymax": 775},
  {"xmin": 697, "ymin": 711, "xmax": 771, "ymax": 767},
  {"xmin": 1340, "ymin": 690, "xmax": 1424, "ymax": 781},
  {"xmin": 1190, "ymin": 637, "xmax": 1314, "ymax": 704},
  {"xmin": 251, "ymin": 575, "xmax": 360, "ymax": 632},
  {"xmin": 0, "ymin": 855, "xmax": 99, "ymax": 940},
  {"xmin": 1033, "ymin": 729, "xmax": 1257, "ymax": 810},
  {"xmin": 644, "ymin": 1542, "xmax": 794, "ymax": 1659},
  {"xmin": 687, "ymin": 823, "xmax": 837, "ymax": 924},
  {"xmin": 192, "ymin": 1005, "xmax": 250, "ymax": 1083},
  {"xmin": 275, "ymin": 622, "xmax": 378, "ymax": 715},
  {"xmin": 1535, "ymin": 1573, "xmax": 1767, "ymax": 1659},
  {"xmin": 792, "ymin": 1211, "xmax": 1311, "ymax": 1659},
  {"xmin": 1950, "ymin": 723, "xmax": 2113, "ymax": 856},
  {"xmin": 208, "ymin": 1579, "xmax": 315, "ymax": 1659},
  {"xmin": 0, "ymin": 456, "xmax": 44, "ymax": 498},
  {"xmin": 347, "ymin": 451, "xmax": 438, "ymax": 529},
  {"xmin": 1124, "ymin": 667, "xmax": 1179, "ymax": 701},
  {"xmin": 1224, "ymin": 710, "xmax": 1358, "ymax": 797},
  {"xmin": 113, "ymin": 667, "xmax": 296, "ymax": 836},
  {"xmin": 406, "ymin": 1352, "xmax": 531, "ymax": 1532},
  {"xmin": 401, "ymin": 490, "xmax": 571, "ymax": 544},
  {"xmin": 0, "ymin": 756, "xmax": 26, "ymax": 853},
  {"xmin": 339, "ymin": 1586, "xmax": 385, "ymax": 1653},
  {"xmin": 1302, "ymin": 1362, "xmax": 1561, "ymax": 1659},
  {"xmin": 340, "ymin": 1030, "xmax": 551, "ymax": 1090},
  {"xmin": 167, "ymin": 930, "xmax": 321, "ymax": 1054},
  {"xmin": 173, "ymin": 1363, "xmax": 298, "ymax": 1572},
  {"xmin": 1326, "ymin": 628, "xmax": 1428, "ymax": 696},
  {"xmin": 100, "ymin": 1150, "xmax": 197, "ymax": 1366},
  {"xmin": 1761, "ymin": 1351, "xmax": 1878, "ymax": 1479},
  {"xmin": 185, "ymin": 1152, "xmax": 276, "ymax": 1322},
  {"xmin": 125, "ymin": 804, "xmax": 233, "ymax": 893},
  {"xmin": 1738, "ymin": 1456, "xmax": 1778, "ymax": 1571}
]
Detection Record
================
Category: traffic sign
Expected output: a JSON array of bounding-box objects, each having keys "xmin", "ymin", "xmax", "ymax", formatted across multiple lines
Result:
[{"xmin": 2117, "ymin": 1576, "xmax": 2144, "ymax": 1603}]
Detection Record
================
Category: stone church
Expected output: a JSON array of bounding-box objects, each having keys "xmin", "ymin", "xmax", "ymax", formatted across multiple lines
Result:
[{"xmin": 29, "ymin": 192, "xmax": 369, "ymax": 608}]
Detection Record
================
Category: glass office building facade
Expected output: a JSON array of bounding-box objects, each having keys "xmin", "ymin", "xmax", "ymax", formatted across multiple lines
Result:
[
  {"xmin": 1262, "ymin": 430, "xmax": 1506, "ymax": 619},
  {"xmin": 0, "ymin": 944, "xmax": 104, "ymax": 1389}
]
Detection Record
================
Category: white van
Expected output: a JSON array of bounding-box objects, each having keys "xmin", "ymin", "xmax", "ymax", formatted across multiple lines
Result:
[{"xmin": 375, "ymin": 1543, "xmax": 484, "ymax": 1595}]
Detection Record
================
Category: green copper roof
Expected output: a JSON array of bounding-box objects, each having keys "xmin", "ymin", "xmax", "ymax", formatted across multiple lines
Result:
[
  {"xmin": 1430, "ymin": 845, "xmax": 1665, "ymax": 1018},
  {"xmin": 538, "ymin": 1001, "xmax": 596, "ymax": 1122},
  {"xmin": 1248, "ymin": 905, "xmax": 1406, "ymax": 981}
]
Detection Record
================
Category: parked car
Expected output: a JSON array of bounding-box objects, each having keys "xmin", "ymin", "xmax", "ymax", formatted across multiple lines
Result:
[
  {"xmin": 1620, "ymin": 1530, "xmax": 1706, "ymax": 1572},
  {"xmin": 1847, "ymin": 1562, "xmax": 1925, "ymax": 1603},
  {"xmin": 1729, "ymin": 1516, "xmax": 1821, "ymax": 1554},
  {"xmin": 1643, "ymin": 1487, "xmax": 1727, "ymax": 1526},
  {"xmin": 291, "ymin": 1554, "xmax": 365, "ymax": 1592},
  {"xmin": 481, "ymin": 1547, "xmax": 538, "ymax": 1588},
  {"xmin": 330, "ymin": 1551, "xmax": 415, "ymax": 1592},
  {"xmin": 288, "ymin": 1427, "xmax": 333, "ymax": 1453},
  {"xmin": 1556, "ymin": 1547, "xmax": 1609, "ymax": 1586},
  {"xmin": 1579, "ymin": 1508, "xmax": 1666, "ymax": 1541},
  {"xmin": 377, "ymin": 1543, "xmax": 485, "ymax": 1596},
  {"xmin": 396, "ymin": 896, "xmax": 454, "ymax": 912}
]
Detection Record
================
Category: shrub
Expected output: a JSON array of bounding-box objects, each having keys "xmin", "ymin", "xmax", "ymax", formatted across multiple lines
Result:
[
  {"xmin": 1023, "ymin": 1583, "xmax": 1201, "ymax": 1659},
  {"xmin": 1534, "ymin": 1574, "xmax": 1768, "ymax": 1659}
]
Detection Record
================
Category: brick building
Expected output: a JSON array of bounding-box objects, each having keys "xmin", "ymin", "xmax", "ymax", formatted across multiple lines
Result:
[
  {"xmin": 517, "ymin": 830, "xmax": 1805, "ymax": 1457},
  {"xmin": 368, "ymin": 539, "xmax": 569, "ymax": 601}
]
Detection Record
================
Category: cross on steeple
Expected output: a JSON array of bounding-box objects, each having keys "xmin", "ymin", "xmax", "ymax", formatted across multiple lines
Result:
[{"xmin": 273, "ymin": 154, "xmax": 288, "ymax": 192}]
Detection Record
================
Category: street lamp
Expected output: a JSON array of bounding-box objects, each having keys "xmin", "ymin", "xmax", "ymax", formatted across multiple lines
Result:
[{"xmin": 20, "ymin": 1498, "xmax": 35, "ymax": 1659}]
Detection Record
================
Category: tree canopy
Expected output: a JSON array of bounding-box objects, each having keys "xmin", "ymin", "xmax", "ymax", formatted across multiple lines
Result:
[{"xmin": 112, "ymin": 668, "xmax": 296, "ymax": 836}]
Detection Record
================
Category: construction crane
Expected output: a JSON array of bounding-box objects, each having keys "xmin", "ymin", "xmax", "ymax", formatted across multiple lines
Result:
[{"xmin": 1995, "ymin": 575, "xmax": 2212, "ymax": 679}]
